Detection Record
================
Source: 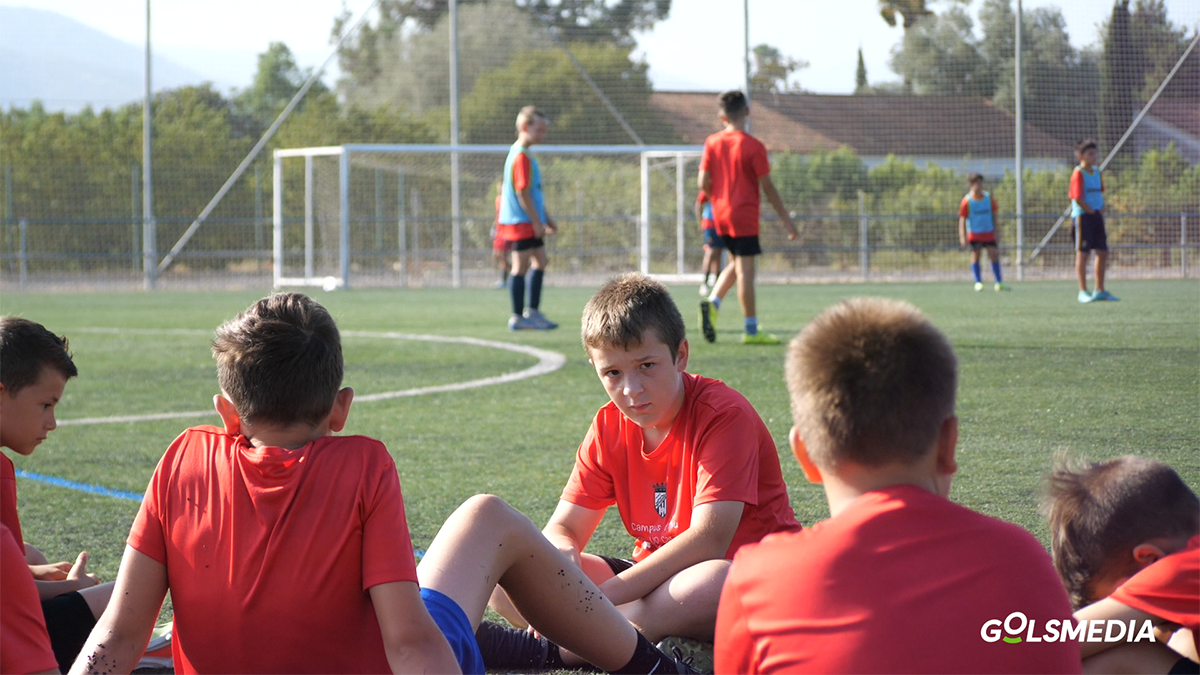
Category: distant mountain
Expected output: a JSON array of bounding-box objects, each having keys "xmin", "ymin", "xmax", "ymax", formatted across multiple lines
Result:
[{"xmin": 0, "ymin": 6, "xmax": 213, "ymax": 112}]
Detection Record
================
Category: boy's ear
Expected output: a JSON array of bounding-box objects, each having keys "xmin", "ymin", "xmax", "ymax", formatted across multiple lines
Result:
[
  {"xmin": 935, "ymin": 416, "xmax": 958, "ymax": 476},
  {"xmin": 1131, "ymin": 543, "xmax": 1167, "ymax": 570},
  {"xmin": 790, "ymin": 426, "xmax": 823, "ymax": 484},
  {"xmin": 213, "ymin": 394, "xmax": 241, "ymax": 436},
  {"xmin": 675, "ymin": 339, "xmax": 689, "ymax": 372},
  {"xmin": 327, "ymin": 387, "xmax": 355, "ymax": 433}
]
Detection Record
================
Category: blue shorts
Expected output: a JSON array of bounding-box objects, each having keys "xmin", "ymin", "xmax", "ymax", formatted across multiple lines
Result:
[
  {"xmin": 702, "ymin": 228, "xmax": 724, "ymax": 249},
  {"xmin": 422, "ymin": 587, "xmax": 485, "ymax": 675}
]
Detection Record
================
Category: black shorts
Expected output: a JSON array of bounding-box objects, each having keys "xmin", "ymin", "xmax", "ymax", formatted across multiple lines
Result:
[
  {"xmin": 42, "ymin": 591, "xmax": 97, "ymax": 672},
  {"xmin": 1073, "ymin": 212, "xmax": 1108, "ymax": 252},
  {"xmin": 719, "ymin": 234, "xmax": 762, "ymax": 257},
  {"xmin": 1169, "ymin": 657, "xmax": 1200, "ymax": 675},
  {"xmin": 600, "ymin": 555, "xmax": 636, "ymax": 576},
  {"xmin": 512, "ymin": 237, "xmax": 545, "ymax": 252},
  {"xmin": 968, "ymin": 240, "xmax": 997, "ymax": 251}
]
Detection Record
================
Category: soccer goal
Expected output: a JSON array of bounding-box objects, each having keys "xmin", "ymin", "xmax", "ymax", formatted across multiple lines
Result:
[{"xmin": 272, "ymin": 144, "xmax": 703, "ymax": 290}]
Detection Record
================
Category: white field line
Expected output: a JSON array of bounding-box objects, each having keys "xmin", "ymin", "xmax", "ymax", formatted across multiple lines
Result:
[{"xmin": 59, "ymin": 329, "xmax": 566, "ymax": 426}]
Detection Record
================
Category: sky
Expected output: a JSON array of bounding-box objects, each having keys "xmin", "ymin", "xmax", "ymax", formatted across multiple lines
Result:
[{"xmin": 3, "ymin": 0, "xmax": 1198, "ymax": 97}]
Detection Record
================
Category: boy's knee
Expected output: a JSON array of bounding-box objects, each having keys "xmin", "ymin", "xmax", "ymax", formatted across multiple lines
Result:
[
  {"xmin": 453, "ymin": 494, "xmax": 525, "ymax": 532},
  {"xmin": 668, "ymin": 559, "xmax": 731, "ymax": 597}
]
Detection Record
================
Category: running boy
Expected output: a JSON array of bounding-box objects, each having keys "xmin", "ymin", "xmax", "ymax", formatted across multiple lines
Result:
[
  {"xmin": 696, "ymin": 190, "xmax": 724, "ymax": 297},
  {"xmin": 714, "ymin": 298, "xmax": 1081, "ymax": 673},
  {"xmin": 499, "ymin": 105, "xmax": 558, "ymax": 330},
  {"xmin": 1, "ymin": 316, "xmax": 117, "ymax": 673},
  {"xmin": 72, "ymin": 293, "xmax": 694, "ymax": 675},
  {"xmin": 958, "ymin": 172, "xmax": 1009, "ymax": 291},
  {"xmin": 698, "ymin": 90, "xmax": 798, "ymax": 345},
  {"xmin": 489, "ymin": 273, "xmax": 800, "ymax": 658},
  {"xmin": 1070, "ymin": 139, "xmax": 1118, "ymax": 303},
  {"xmin": 1043, "ymin": 456, "xmax": 1198, "ymax": 672}
]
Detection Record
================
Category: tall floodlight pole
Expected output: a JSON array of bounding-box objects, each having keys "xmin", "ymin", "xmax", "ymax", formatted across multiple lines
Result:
[
  {"xmin": 744, "ymin": 0, "xmax": 751, "ymax": 133},
  {"xmin": 449, "ymin": 0, "xmax": 462, "ymax": 288},
  {"xmin": 143, "ymin": 0, "xmax": 156, "ymax": 289},
  {"xmin": 1014, "ymin": 0, "xmax": 1024, "ymax": 281}
]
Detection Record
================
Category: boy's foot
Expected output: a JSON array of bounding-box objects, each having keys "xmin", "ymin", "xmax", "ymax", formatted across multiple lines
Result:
[
  {"xmin": 656, "ymin": 636, "xmax": 714, "ymax": 675},
  {"xmin": 994, "ymin": 282, "xmax": 1011, "ymax": 292},
  {"xmin": 742, "ymin": 332, "xmax": 781, "ymax": 345},
  {"xmin": 699, "ymin": 300, "xmax": 717, "ymax": 343},
  {"xmin": 974, "ymin": 282, "xmax": 984, "ymax": 292},
  {"xmin": 523, "ymin": 308, "xmax": 559, "ymax": 330},
  {"xmin": 509, "ymin": 314, "xmax": 537, "ymax": 330},
  {"xmin": 492, "ymin": 279, "xmax": 508, "ymax": 290},
  {"xmin": 1077, "ymin": 290, "xmax": 1094, "ymax": 303},
  {"xmin": 698, "ymin": 283, "xmax": 710, "ymax": 297},
  {"xmin": 1092, "ymin": 289, "xmax": 1120, "ymax": 302}
]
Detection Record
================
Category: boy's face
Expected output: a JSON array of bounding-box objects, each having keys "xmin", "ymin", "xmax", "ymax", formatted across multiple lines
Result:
[
  {"xmin": 970, "ymin": 180, "xmax": 984, "ymax": 193},
  {"xmin": 0, "ymin": 367, "xmax": 68, "ymax": 456},
  {"xmin": 588, "ymin": 330, "xmax": 689, "ymax": 436},
  {"xmin": 1079, "ymin": 147, "xmax": 1099, "ymax": 165},
  {"xmin": 523, "ymin": 116, "xmax": 548, "ymax": 144}
]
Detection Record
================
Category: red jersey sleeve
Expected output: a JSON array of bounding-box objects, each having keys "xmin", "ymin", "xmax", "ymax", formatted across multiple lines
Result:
[
  {"xmin": 360, "ymin": 451, "xmax": 418, "ymax": 590},
  {"xmin": 512, "ymin": 153, "xmax": 532, "ymax": 192},
  {"xmin": 1, "ymin": 454, "xmax": 22, "ymax": 550},
  {"xmin": 0, "ymin": 523, "xmax": 57, "ymax": 675},
  {"xmin": 1069, "ymin": 168, "xmax": 1084, "ymax": 201},
  {"xmin": 958, "ymin": 197, "xmax": 970, "ymax": 218},
  {"xmin": 693, "ymin": 410, "xmax": 762, "ymax": 507},
  {"xmin": 749, "ymin": 141, "xmax": 770, "ymax": 180},
  {"xmin": 128, "ymin": 440, "xmax": 174, "ymax": 565},
  {"xmin": 697, "ymin": 190, "xmax": 708, "ymax": 205},
  {"xmin": 1109, "ymin": 537, "xmax": 1199, "ymax": 635},
  {"xmin": 991, "ymin": 195, "xmax": 999, "ymax": 213},
  {"xmin": 561, "ymin": 417, "xmax": 617, "ymax": 511},
  {"xmin": 714, "ymin": 554, "xmax": 756, "ymax": 675},
  {"xmin": 699, "ymin": 139, "xmax": 713, "ymax": 173}
]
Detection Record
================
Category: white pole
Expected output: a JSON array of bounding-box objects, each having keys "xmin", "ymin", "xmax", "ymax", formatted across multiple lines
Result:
[
  {"xmin": 744, "ymin": 0, "xmax": 752, "ymax": 134},
  {"xmin": 676, "ymin": 153, "xmax": 686, "ymax": 275},
  {"xmin": 449, "ymin": 0, "xmax": 462, "ymax": 288},
  {"xmin": 142, "ymin": 0, "xmax": 156, "ymax": 289},
  {"xmin": 304, "ymin": 155, "xmax": 314, "ymax": 280},
  {"xmin": 272, "ymin": 153, "xmax": 283, "ymax": 289},
  {"xmin": 1014, "ymin": 0, "xmax": 1024, "ymax": 281},
  {"xmin": 640, "ymin": 153, "xmax": 651, "ymax": 275},
  {"xmin": 859, "ymin": 191, "xmax": 869, "ymax": 281},
  {"xmin": 339, "ymin": 150, "xmax": 351, "ymax": 288}
]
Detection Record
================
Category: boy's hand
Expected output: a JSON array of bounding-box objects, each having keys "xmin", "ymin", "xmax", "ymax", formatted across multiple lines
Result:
[
  {"xmin": 545, "ymin": 220, "xmax": 558, "ymax": 236},
  {"xmin": 959, "ymin": 234, "xmax": 967, "ymax": 248},
  {"xmin": 66, "ymin": 551, "xmax": 101, "ymax": 589},
  {"xmin": 29, "ymin": 561, "xmax": 71, "ymax": 581}
]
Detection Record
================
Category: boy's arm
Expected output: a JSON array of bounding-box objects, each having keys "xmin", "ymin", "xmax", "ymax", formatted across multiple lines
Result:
[
  {"xmin": 759, "ymin": 175, "xmax": 798, "ymax": 240},
  {"xmin": 369, "ymin": 581, "xmax": 462, "ymax": 675},
  {"xmin": 515, "ymin": 186, "xmax": 546, "ymax": 237},
  {"xmin": 598, "ymin": 500, "xmax": 743, "ymax": 607},
  {"xmin": 695, "ymin": 199, "xmax": 704, "ymax": 225},
  {"xmin": 698, "ymin": 170, "xmax": 712, "ymax": 194},
  {"xmin": 1073, "ymin": 596, "xmax": 1175, "ymax": 659},
  {"xmin": 543, "ymin": 500, "xmax": 606, "ymax": 570},
  {"xmin": 35, "ymin": 551, "xmax": 100, "ymax": 599},
  {"xmin": 69, "ymin": 546, "xmax": 167, "ymax": 675},
  {"xmin": 958, "ymin": 216, "xmax": 968, "ymax": 247}
]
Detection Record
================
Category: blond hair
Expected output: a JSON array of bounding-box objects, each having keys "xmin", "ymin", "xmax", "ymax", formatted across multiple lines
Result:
[
  {"xmin": 581, "ymin": 273, "xmax": 685, "ymax": 357},
  {"xmin": 515, "ymin": 105, "xmax": 546, "ymax": 134},
  {"xmin": 785, "ymin": 298, "xmax": 957, "ymax": 469}
]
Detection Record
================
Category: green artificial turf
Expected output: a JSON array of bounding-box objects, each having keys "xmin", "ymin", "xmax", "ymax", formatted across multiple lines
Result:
[{"xmin": 2, "ymin": 279, "xmax": 1197, "ymax": 597}]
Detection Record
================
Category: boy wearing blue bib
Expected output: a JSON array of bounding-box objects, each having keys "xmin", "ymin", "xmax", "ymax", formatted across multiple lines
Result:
[
  {"xmin": 1069, "ymin": 139, "xmax": 1118, "ymax": 303},
  {"xmin": 957, "ymin": 173, "xmax": 1009, "ymax": 292}
]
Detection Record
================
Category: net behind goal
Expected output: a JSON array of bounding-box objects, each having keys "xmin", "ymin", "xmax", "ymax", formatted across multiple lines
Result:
[{"xmin": 272, "ymin": 144, "xmax": 702, "ymax": 290}]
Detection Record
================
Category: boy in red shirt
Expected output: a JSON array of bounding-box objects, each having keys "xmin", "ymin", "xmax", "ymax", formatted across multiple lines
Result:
[
  {"xmin": 73, "ymin": 293, "xmax": 693, "ymax": 675},
  {"xmin": 1044, "ymin": 456, "xmax": 1199, "ymax": 672},
  {"xmin": 714, "ymin": 298, "xmax": 1081, "ymax": 674},
  {"xmin": 488, "ymin": 273, "xmax": 799, "ymax": 667},
  {"xmin": 698, "ymin": 90, "xmax": 798, "ymax": 345},
  {"xmin": 2, "ymin": 522, "xmax": 57, "ymax": 675}
]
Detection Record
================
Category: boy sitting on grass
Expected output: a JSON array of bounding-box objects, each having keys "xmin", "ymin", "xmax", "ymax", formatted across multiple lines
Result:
[
  {"xmin": 714, "ymin": 297, "xmax": 1081, "ymax": 673},
  {"xmin": 488, "ymin": 273, "xmax": 800, "ymax": 667},
  {"xmin": 1, "ymin": 316, "xmax": 117, "ymax": 673},
  {"xmin": 1043, "ymin": 456, "xmax": 1198, "ymax": 674},
  {"xmin": 72, "ymin": 293, "xmax": 694, "ymax": 675}
]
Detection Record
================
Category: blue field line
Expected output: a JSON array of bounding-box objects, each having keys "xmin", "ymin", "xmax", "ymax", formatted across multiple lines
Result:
[{"xmin": 15, "ymin": 469, "xmax": 143, "ymax": 502}]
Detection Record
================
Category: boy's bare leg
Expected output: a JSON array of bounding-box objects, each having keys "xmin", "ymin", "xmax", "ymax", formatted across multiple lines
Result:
[
  {"xmin": 1076, "ymin": 251, "xmax": 1089, "ymax": 292},
  {"xmin": 511, "ymin": 249, "xmax": 533, "ymax": 277},
  {"xmin": 417, "ymin": 495, "xmax": 638, "ymax": 671},
  {"xmin": 80, "ymin": 581, "xmax": 115, "ymax": 618},
  {"xmin": 1095, "ymin": 250, "xmax": 1108, "ymax": 292},
  {"xmin": 530, "ymin": 247, "xmax": 548, "ymax": 271},
  {"xmin": 735, "ymin": 254, "xmax": 757, "ymax": 319},
  {"xmin": 710, "ymin": 257, "xmax": 737, "ymax": 302},
  {"xmin": 610, "ymin": 559, "xmax": 729, "ymax": 642},
  {"xmin": 1081, "ymin": 640, "xmax": 1183, "ymax": 674},
  {"xmin": 970, "ymin": 249, "xmax": 982, "ymax": 265}
]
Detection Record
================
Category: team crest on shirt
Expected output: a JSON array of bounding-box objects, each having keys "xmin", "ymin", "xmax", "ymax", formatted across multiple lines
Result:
[{"xmin": 653, "ymin": 483, "xmax": 668, "ymax": 518}]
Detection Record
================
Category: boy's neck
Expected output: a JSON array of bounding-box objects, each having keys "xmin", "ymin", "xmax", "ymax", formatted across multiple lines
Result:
[
  {"xmin": 518, "ymin": 134, "xmax": 536, "ymax": 148},
  {"xmin": 243, "ymin": 422, "xmax": 332, "ymax": 451},
  {"xmin": 821, "ymin": 457, "xmax": 949, "ymax": 518},
  {"xmin": 724, "ymin": 118, "xmax": 747, "ymax": 133},
  {"xmin": 970, "ymin": 187, "xmax": 985, "ymax": 198},
  {"xmin": 1079, "ymin": 161, "xmax": 1095, "ymax": 171}
]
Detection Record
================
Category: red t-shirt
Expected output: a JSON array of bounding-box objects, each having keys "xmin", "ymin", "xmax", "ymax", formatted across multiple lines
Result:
[
  {"xmin": 699, "ymin": 130, "xmax": 771, "ymax": 238},
  {"xmin": 1, "ymin": 522, "xmax": 56, "ymax": 675},
  {"xmin": 715, "ymin": 485, "xmax": 1081, "ymax": 674},
  {"xmin": 128, "ymin": 426, "xmax": 419, "ymax": 674},
  {"xmin": 1109, "ymin": 535, "xmax": 1199, "ymax": 649},
  {"xmin": 1, "ymin": 453, "xmax": 23, "ymax": 549},
  {"xmin": 562, "ymin": 373, "xmax": 800, "ymax": 562}
]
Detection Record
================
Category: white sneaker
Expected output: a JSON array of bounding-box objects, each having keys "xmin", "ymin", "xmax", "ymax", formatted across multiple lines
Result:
[
  {"xmin": 698, "ymin": 283, "xmax": 710, "ymax": 297},
  {"xmin": 522, "ymin": 309, "xmax": 559, "ymax": 330}
]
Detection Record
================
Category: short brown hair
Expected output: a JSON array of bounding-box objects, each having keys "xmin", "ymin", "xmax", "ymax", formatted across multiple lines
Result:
[
  {"xmin": 0, "ymin": 316, "xmax": 78, "ymax": 394},
  {"xmin": 1042, "ymin": 455, "xmax": 1199, "ymax": 609},
  {"xmin": 718, "ymin": 90, "xmax": 748, "ymax": 120},
  {"xmin": 212, "ymin": 293, "xmax": 342, "ymax": 427},
  {"xmin": 581, "ymin": 273, "xmax": 685, "ymax": 358},
  {"xmin": 785, "ymin": 298, "xmax": 957, "ymax": 469},
  {"xmin": 516, "ymin": 105, "xmax": 546, "ymax": 133},
  {"xmin": 1075, "ymin": 139, "xmax": 1098, "ymax": 155},
  {"xmin": 967, "ymin": 172, "xmax": 984, "ymax": 186}
]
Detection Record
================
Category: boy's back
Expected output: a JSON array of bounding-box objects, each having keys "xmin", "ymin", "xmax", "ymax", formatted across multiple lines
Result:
[
  {"xmin": 130, "ymin": 425, "xmax": 418, "ymax": 673},
  {"xmin": 717, "ymin": 484, "xmax": 1078, "ymax": 673},
  {"xmin": 701, "ymin": 130, "xmax": 770, "ymax": 236}
]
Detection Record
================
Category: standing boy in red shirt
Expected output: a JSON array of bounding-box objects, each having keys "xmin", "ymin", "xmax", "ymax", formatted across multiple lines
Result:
[
  {"xmin": 1043, "ymin": 456, "xmax": 1198, "ymax": 673},
  {"xmin": 698, "ymin": 90, "xmax": 798, "ymax": 345},
  {"xmin": 487, "ymin": 273, "xmax": 799, "ymax": 668},
  {"xmin": 714, "ymin": 298, "xmax": 1081, "ymax": 674}
]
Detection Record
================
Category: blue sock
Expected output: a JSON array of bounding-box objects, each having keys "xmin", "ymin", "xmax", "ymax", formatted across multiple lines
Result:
[
  {"xmin": 529, "ymin": 269, "xmax": 544, "ymax": 311},
  {"xmin": 971, "ymin": 262, "xmax": 982, "ymax": 283},
  {"xmin": 510, "ymin": 274, "xmax": 525, "ymax": 316},
  {"xmin": 710, "ymin": 296, "xmax": 721, "ymax": 310},
  {"xmin": 991, "ymin": 261, "xmax": 1003, "ymax": 283},
  {"xmin": 745, "ymin": 316, "xmax": 758, "ymax": 335}
]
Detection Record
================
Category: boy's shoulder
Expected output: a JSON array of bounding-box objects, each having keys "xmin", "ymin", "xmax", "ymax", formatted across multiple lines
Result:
[{"xmin": 683, "ymin": 372, "xmax": 759, "ymax": 419}]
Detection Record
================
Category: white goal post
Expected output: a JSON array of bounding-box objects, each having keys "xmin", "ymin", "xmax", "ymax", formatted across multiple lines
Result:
[{"xmin": 272, "ymin": 144, "xmax": 702, "ymax": 290}]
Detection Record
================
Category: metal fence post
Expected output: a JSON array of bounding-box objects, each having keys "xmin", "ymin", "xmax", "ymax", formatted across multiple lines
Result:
[
  {"xmin": 1182, "ymin": 213, "xmax": 1188, "ymax": 279},
  {"xmin": 858, "ymin": 191, "xmax": 869, "ymax": 282},
  {"xmin": 19, "ymin": 218, "xmax": 28, "ymax": 290}
]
